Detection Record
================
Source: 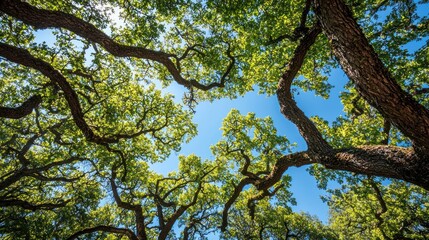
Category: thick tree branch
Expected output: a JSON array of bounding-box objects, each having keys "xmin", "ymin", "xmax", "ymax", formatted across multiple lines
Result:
[
  {"xmin": 158, "ymin": 167, "xmax": 215, "ymax": 240},
  {"xmin": 0, "ymin": 42, "xmax": 120, "ymax": 144},
  {"xmin": 313, "ymin": 0, "xmax": 429, "ymax": 154},
  {"xmin": 158, "ymin": 184, "xmax": 202, "ymax": 240},
  {"xmin": 66, "ymin": 225, "xmax": 138, "ymax": 240},
  {"xmin": 0, "ymin": 42, "xmax": 157, "ymax": 148},
  {"xmin": 220, "ymin": 178, "xmax": 253, "ymax": 232},
  {"xmin": 276, "ymin": 25, "xmax": 331, "ymax": 154},
  {"xmin": 0, "ymin": 0, "xmax": 227, "ymax": 91},
  {"xmin": 0, "ymin": 154, "xmax": 82, "ymax": 192},
  {"xmin": 256, "ymin": 146, "xmax": 429, "ymax": 191},
  {"xmin": 0, "ymin": 95, "xmax": 42, "ymax": 119},
  {"xmin": 255, "ymin": 152, "xmax": 313, "ymax": 190},
  {"xmin": 247, "ymin": 186, "xmax": 283, "ymax": 220}
]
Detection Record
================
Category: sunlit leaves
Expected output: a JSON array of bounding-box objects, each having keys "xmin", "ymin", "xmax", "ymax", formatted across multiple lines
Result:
[
  {"xmin": 328, "ymin": 179, "xmax": 429, "ymax": 239},
  {"xmin": 1, "ymin": 0, "xmax": 429, "ymax": 238}
]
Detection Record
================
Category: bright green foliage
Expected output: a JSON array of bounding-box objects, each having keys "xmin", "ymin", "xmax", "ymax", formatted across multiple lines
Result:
[
  {"xmin": 222, "ymin": 199, "xmax": 335, "ymax": 239},
  {"xmin": 213, "ymin": 109, "xmax": 293, "ymax": 173},
  {"xmin": 1, "ymin": 0, "xmax": 429, "ymax": 239},
  {"xmin": 328, "ymin": 178, "xmax": 429, "ymax": 239}
]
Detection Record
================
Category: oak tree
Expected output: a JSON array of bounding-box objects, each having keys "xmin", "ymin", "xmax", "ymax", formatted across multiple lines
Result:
[{"xmin": 1, "ymin": 0, "xmax": 428, "ymax": 239}]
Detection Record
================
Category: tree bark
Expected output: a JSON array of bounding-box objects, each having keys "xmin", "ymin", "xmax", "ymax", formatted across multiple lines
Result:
[
  {"xmin": 0, "ymin": 95, "xmax": 42, "ymax": 119},
  {"xmin": 255, "ymin": 146, "xmax": 429, "ymax": 191},
  {"xmin": 313, "ymin": 0, "xmax": 429, "ymax": 154},
  {"xmin": 66, "ymin": 226, "xmax": 138, "ymax": 240},
  {"xmin": 276, "ymin": 25, "xmax": 332, "ymax": 154}
]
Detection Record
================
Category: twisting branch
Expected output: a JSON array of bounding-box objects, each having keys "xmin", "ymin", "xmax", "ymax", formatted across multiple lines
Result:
[
  {"xmin": 256, "ymin": 145, "xmax": 429, "ymax": 191},
  {"xmin": 110, "ymin": 168, "xmax": 147, "ymax": 240},
  {"xmin": 157, "ymin": 166, "xmax": 216, "ymax": 240},
  {"xmin": 265, "ymin": 0, "xmax": 312, "ymax": 45},
  {"xmin": 0, "ymin": 43, "xmax": 164, "ymax": 148},
  {"xmin": 0, "ymin": 42, "xmax": 119, "ymax": 144},
  {"xmin": 247, "ymin": 185, "xmax": 284, "ymax": 220},
  {"xmin": 0, "ymin": 95, "xmax": 42, "ymax": 119},
  {"xmin": 299, "ymin": 0, "xmax": 313, "ymax": 31},
  {"xmin": 220, "ymin": 178, "xmax": 253, "ymax": 232},
  {"xmin": 66, "ymin": 226, "xmax": 138, "ymax": 240},
  {"xmin": 367, "ymin": 177, "xmax": 391, "ymax": 240},
  {"xmin": 0, "ymin": 155, "xmax": 83, "ymax": 191},
  {"xmin": 0, "ymin": 0, "xmax": 229, "ymax": 91},
  {"xmin": 276, "ymin": 24, "xmax": 331, "ymax": 154},
  {"xmin": 255, "ymin": 152, "xmax": 312, "ymax": 191},
  {"xmin": 158, "ymin": 182, "xmax": 202, "ymax": 240}
]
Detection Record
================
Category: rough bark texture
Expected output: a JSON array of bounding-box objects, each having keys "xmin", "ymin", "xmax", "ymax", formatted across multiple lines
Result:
[
  {"xmin": 1, "ymin": 0, "xmax": 429, "ymax": 237},
  {"xmin": 313, "ymin": 0, "xmax": 429, "ymax": 154},
  {"xmin": 270, "ymin": 0, "xmax": 429, "ymax": 191},
  {"xmin": 256, "ymin": 146, "xmax": 429, "ymax": 191},
  {"xmin": 276, "ymin": 25, "xmax": 331, "ymax": 154}
]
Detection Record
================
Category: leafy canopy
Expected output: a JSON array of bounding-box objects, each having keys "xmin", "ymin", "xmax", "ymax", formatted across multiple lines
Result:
[{"xmin": 1, "ymin": 0, "xmax": 428, "ymax": 239}]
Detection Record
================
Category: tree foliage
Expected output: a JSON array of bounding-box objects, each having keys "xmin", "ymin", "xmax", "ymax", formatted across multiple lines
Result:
[{"xmin": 0, "ymin": 0, "xmax": 428, "ymax": 239}]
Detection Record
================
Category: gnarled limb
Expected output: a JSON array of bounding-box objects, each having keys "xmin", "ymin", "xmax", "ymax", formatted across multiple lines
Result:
[
  {"xmin": 265, "ymin": 0, "xmax": 312, "ymax": 45},
  {"xmin": 0, "ymin": 43, "xmax": 162, "ymax": 146},
  {"xmin": 276, "ymin": 24, "xmax": 331, "ymax": 154},
  {"xmin": 0, "ymin": 42, "xmax": 119, "ymax": 144},
  {"xmin": 220, "ymin": 178, "xmax": 253, "ymax": 232},
  {"xmin": 0, "ymin": 0, "xmax": 230, "ymax": 91},
  {"xmin": 0, "ymin": 95, "xmax": 42, "ymax": 119},
  {"xmin": 110, "ymin": 169, "xmax": 147, "ymax": 240},
  {"xmin": 66, "ymin": 226, "xmax": 138, "ymax": 240},
  {"xmin": 313, "ymin": 0, "xmax": 429, "ymax": 154},
  {"xmin": 255, "ymin": 146, "xmax": 429, "ymax": 191}
]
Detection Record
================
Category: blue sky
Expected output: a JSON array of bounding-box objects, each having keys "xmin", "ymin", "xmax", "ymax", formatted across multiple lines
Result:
[
  {"xmin": 33, "ymin": 28, "xmax": 344, "ymax": 223},
  {"xmin": 31, "ymin": 0, "xmax": 429, "ymax": 225},
  {"xmin": 151, "ymin": 68, "xmax": 348, "ymax": 223}
]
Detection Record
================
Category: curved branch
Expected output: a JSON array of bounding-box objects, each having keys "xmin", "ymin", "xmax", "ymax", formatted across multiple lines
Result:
[
  {"xmin": 0, "ymin": 95, "xmax": 42, "ymax": 119},
  {"xmin": 0, "ymin": 42, "xmax": 118, "ymax": 144},
  {"xmin": 0, "ymin": 0, "xmax": 227, "ymax": 91},
  {"xmin": 110, "ymin": 169, "xmax": 147, "ymax": 240},
  {"xmin": 158, "ymin": 183, "xmax": 202, "ymax": 240},
  {"xmin": 276, "ymin": 24, "xmax": 331, "ymax": 154},
  {"xmin": 66, "ymin": 225, "xmax": 138, "ymax": 240},
  {"xmin": 255, "ymin": 152, "xmax": 313, "ymax": 190},
  {"xmin": 265, "ymin": 0, "xmax": 312, "ymax": 45},
  {"xmin": 220, "ymin": 178, "xmax": 253, "ymax": 232},
  {"xmin": 247, "ymin": 186, "xmax": 283, "ymax": 219}
]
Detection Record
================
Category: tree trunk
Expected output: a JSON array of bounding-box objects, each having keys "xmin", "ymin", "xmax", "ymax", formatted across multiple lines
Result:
[{"xmin": 313, "ymin": 0, "xmax": 429, "ymax": 155}]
